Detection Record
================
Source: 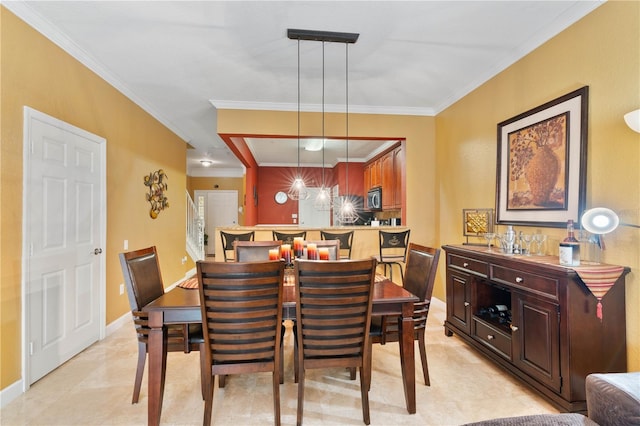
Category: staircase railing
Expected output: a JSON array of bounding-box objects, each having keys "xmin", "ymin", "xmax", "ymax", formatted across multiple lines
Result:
[{"xmin": 186, "ymin": 191, "xmax": 205, "ymax": 262}]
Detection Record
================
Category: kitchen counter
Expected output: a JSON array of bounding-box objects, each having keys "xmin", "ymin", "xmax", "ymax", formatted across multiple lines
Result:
[{"xmin": 213, "ymin": 225, "xmax": 409, "ymax": 274}]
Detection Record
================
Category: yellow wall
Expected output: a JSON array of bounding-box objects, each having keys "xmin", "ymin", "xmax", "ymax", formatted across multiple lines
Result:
[
  {"xmin": 436, "ymin": 1, "xmax": 640, "ymax": 369},
  {"xmin": 0, "ymin": 8, "xmax": 190, "ymax": 389}
]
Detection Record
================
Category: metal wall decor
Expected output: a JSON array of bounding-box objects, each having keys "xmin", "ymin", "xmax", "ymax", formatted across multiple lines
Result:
[
  {"xmin": 463, "ymin": 208, "xmax": 494, "ymax": 244},
  {"xmin": 144, "ymin": 169, "xmax": 169, "ymax": 219}
]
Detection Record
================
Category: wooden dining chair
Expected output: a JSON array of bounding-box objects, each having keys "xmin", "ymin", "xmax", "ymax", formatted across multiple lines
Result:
[
  {"xmin": 272, "ymin": 230, "xmax": 307, "ymax": 246},
  {"xmin": 376, "ymin": 229, "xmax": 411, "ymax": 282},
  {"xmin": 119, "ymin": 246, "xmax": 205, "ymax": 404},
  {"xmin": 197, "ymin": 260, "xmax": 285, "ymax": 426},
  {"xmin": 294, "ymin": 258, "xmax": 378, "ymax": 425},
  {"xmin": 220, "ymin": 230, "xmax": 255, "ymax": 262},
  {"xmin": 369, "ymin": 243, "xmax": 440, "ymax": 387},
  {"xmin": 234, "ymin": 240, "xmax": 282, "ymax": 262},
  {"xmin": 320, "ymin": 230, "xmax": 354, "ymax": 259}
]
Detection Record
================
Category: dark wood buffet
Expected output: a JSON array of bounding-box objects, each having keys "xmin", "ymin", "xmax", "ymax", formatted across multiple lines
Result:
[{"xmin": 442, "ymin": 244, "xmax": 629, "ymax": 412}]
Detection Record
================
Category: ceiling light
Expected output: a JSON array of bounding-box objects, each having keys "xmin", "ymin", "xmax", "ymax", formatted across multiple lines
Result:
[
  {"xmin": 200, "ymin": 160, "xmax": 213, "ymax": 167},
  {"xmin": 287, "ymin": 37, "xmax": 309, "ymax": 201},
  {"xmin": 304, "ymin": 139, "xmax": 324, "ymax": 152},
  {"xmin": 314, "ymin": 41, "xmax": 332, "ymax": 211}
]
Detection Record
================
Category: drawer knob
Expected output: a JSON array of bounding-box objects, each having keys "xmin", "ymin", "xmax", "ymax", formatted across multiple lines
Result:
[
  {"xmin": 510, "ymin": 324, "xmax": 519, "ymax": 332},
  {"xmin": 463, "ymin": 262, "xmax": 469, "ymax": 267},
  {"xmin": 487, "ymin": 334, "xmax": 495, "ymax": 340},
  {"xmin": 464, "ymin": 302, "xmax": 470, "ymax": 307},
  {"xmin": 515, "ymin": 276, "xmax": 524, "ymax": 283}
]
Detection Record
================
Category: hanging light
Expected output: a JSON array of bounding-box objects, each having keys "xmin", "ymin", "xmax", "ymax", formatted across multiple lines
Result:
[
  {"xmin": 288, "ymin": 38, "xmax": 309, "ymax": 201},
  {"xmin": 314, "ymin": 41, "xmax": 332, "ymax": 211},
  {"xmin": 338, "ymin": 42, "xmax": 359, "ymax": 224},
  {"xmin": 287, "ymin": 29, "xmax": 359, "ymax": 211}
]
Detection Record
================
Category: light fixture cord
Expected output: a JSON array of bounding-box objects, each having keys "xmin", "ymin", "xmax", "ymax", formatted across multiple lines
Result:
[
  {"xmin": 297, "ymin": 39, "xmax": 301, "ymax": 176},
  {"xmin": 345, "ymin": 42, "xmax": 349, "ymax": 196},
  {"xmin": 321, "ymin": 41, "xmax": 326, "ymax": 187}
]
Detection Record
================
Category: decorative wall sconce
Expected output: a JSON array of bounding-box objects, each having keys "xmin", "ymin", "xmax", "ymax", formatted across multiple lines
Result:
[
  {"xmin": 144, "ymin": 169, "xmax": 169, "ymax": 219},
  {"xmin": 624, "ymin": 109, "xmax": 640, "ymax": 133},
  {"xmin": 581, "ymin": 207, "xmax": 640, "ymax": 249}
]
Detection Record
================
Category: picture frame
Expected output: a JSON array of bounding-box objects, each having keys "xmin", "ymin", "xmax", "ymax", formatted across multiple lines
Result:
[
  {"xmin": 462, "ymin": 208, "xmax": 494, "ymax": 240},
  {"xmin": 496, "ymin": 86, "xmax": 588, "ymax": 227}
]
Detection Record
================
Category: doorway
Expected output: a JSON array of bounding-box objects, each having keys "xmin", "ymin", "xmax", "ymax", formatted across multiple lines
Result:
[
  {"xmin": 22, "ymin": 107, "xmax": 106, "ymax": 387},
  {"xmin": 195, "ymin": 190, "xmax": 238, "ymax": 255}
]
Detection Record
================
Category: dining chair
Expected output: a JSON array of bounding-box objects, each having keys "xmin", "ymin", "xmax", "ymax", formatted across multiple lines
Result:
[
  {"xmin": 272, "ymin": 230, "xmax": 307, "ymax": 246},
  {"xmin": 294, "ymin": 258, "xmax": 378, "ymax": 425},
  {"xmin": 320, "ymin": 230, "xmax": 354, "ymax": 259},
  {"xmin": 197, "ymin": 260, "xmax": 285, "ymax": 426},
  {"xmin": 376, "ymin": 229, "xmax": 411, "ymax": 282},
  {"xmin": 369, "ymin": 243, "xmax": 440, "ymax": 387},
  {"xmin": 234, "ymin": 240, "xmax": 282, "ymax": 262},
  {"xmin": 118, "ymin": 246, "xmax": 205, "ymax": 404},
  {"xmin": 303, "ymin": 239, "xmax": 340, "ymax": 260},
  {"xmin": 220, "ymin": 230, "xmax": 255, "ymax": 262}
]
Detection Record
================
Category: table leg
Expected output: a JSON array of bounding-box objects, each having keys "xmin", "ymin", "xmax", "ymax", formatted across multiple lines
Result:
[
  {"xmin": 148, "ymin": 311, "xmax": 167, "ymax": 426},
  {"xmin": 398, "ymin": 301, "xmax": 416, "ymax": 414}
]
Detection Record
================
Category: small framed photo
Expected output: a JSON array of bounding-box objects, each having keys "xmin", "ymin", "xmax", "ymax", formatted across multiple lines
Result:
[{"xmin": 496, "ymin": 87, "xmax": 588, "ymax": 227}]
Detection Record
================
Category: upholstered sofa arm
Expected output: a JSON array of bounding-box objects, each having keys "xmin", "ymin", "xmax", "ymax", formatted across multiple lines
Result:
[{"xmin": 586, "ymin": 372, "xmax": 640, "ymax": 426}]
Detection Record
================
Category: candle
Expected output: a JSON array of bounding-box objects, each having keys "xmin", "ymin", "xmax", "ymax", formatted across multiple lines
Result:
[
  {"xmin": 269, "ymin": 248, "xmax": 280, "ymax": 261},
  {"xmin": 319, "ymin": 247, "xmax": 330, "ymax": 260},
  {"xmin": 281, "ymin": 244, "xmax": 292, "ymax": 263},
  {"xmin": 293, "ymin": 237, "xmax": 304, "ymax": 258},
  {"xmin": 307, "ymin": 243, "xmax": 318, "ymax": 260}
]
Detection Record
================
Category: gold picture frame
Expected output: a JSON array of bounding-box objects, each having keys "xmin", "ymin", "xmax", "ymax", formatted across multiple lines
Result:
[{"xmin": 463, "ymin": 208, "xmax": 494, "ymax": 244}]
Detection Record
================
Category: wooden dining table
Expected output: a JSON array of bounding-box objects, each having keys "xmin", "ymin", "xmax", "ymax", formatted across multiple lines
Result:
[{"xmin": 143, "ymin": 274, "xmax": 419, "ymax": 426}]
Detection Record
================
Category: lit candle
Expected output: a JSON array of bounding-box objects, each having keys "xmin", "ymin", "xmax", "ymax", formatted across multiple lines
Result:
[
  {"xmin": 307, "ymin": 243, "xmax": 318, "ymax": 260},
  {"xmin": 293, "ymin": 237, "xmax": 304, "ymax": 258},
  {"xmin": 269, "ymin": 248, "xmax": 280, "ymax": 261},
  {"xmin": 281, "ymin": 244, "xmax": 292, "ymax": 263},
  {"xmin": 319, "ymin": 247, "xmax": 330, "ymax": 260}
]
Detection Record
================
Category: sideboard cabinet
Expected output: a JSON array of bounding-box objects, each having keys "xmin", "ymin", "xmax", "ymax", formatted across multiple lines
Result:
[{"xmin": 442, "ymin": 245, "xmax": 629, "ymax": 412}]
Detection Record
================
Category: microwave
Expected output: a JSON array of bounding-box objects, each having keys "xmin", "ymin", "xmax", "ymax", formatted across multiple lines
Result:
[{"xmin": 367, "ymin": 187, "xmax": 382, "ymax": 211}]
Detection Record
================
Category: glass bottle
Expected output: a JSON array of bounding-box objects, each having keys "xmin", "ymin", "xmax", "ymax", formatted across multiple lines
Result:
[{"xmin": 559, "ymin": 220, "xmax": 580, "ymax": 266}]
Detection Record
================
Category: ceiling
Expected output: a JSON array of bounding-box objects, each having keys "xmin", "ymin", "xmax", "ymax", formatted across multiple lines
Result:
[{"xmin": 6, "ymin": 1, "xmax": 603, "ymax": 176}]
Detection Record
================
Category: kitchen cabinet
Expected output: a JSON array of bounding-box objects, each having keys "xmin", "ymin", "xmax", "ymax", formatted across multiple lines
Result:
[
  {"xmin": 443, "ymin": 245, "xmax": 628, "ymax": 412},
  {"xmin": 381, "ymin": 152, "xmax": 394, "ymax": 209},
  {"xmin": 364, "ymin": 143, "xmax": 403, "ymax": 210}
]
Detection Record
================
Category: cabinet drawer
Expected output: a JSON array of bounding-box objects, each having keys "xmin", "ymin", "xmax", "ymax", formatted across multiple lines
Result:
[
  {"xmin": 473, "ymin": 318, "xmax": 511, "ymax": 360},
  {"xmin": 448, "ymin": 254, "xmax": 488, "ymax": 277},
  {"xmin": 490, "ymin": 265, "xmax": 558, "ymax": 299}
]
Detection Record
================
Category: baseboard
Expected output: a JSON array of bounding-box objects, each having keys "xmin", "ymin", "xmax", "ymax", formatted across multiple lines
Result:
[{"xmin": 0, "ymin": 379, "xmax": 24, "ymax": 409}]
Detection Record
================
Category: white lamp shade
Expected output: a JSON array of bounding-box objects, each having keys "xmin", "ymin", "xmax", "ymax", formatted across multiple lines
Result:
[
  {"xmin": 624, "ymin": 109, "xmax": 640, "ymax": 133},
  {"xmin": 581, "ymin": 207, "xmax": 620, "ymax": 234}
]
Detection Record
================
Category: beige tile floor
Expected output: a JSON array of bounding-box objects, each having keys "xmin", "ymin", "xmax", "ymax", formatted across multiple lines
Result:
[{"xmin": 0, "ymin": 300, "xmax": 559, "ymax": 425}]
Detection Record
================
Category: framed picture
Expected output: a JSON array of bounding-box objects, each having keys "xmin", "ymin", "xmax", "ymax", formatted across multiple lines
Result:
[{"xmin": 496, "ymin": 86, "xmax": 588, "ymax": 227}]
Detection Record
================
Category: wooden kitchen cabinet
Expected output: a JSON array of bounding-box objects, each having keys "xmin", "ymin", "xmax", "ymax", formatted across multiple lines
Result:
[
  {"xmin": 392, "ymin": 146, "xmax": 403, "ymax": 209},
  {"xmin": 381, "ymin": 151, "xmax": 394, "ymax": 209},
  {"xmin": 369, "ymin": 158, "xmax": 381, "ymax": 188},
  {"xmin": 443, "ymin": 245, "xmax": 628, "ymax": 413}
]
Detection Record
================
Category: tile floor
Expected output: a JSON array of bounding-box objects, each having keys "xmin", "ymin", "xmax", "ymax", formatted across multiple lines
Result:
[{"xmin": 0, "ymin": 300, "xmax": 559, "ymax": 425}]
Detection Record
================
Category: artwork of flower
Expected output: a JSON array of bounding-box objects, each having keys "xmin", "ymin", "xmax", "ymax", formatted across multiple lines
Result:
[
  {"xmin": 144, "ymin": 169, "xmax": 169, "ymax": 219},
  {"xmin": 507, "ymin": 113, "xmax": 568, "ymax": 209}
]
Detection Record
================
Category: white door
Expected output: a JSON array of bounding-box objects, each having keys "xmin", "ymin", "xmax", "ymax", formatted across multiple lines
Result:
[
  {"xmin": 299, "ymin": 187, "xmax": 330, "ymax": 227},
  {"xmin": 195, "ymin": 190, "xmax": 238, "ymax": 255},
  {"xmin": 23, "ymin": 108, "xmax": 106, "ymax": 385}
]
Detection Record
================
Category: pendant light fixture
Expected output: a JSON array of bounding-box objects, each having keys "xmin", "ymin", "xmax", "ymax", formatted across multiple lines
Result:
[
  {"xmin": 287, "ymin": 29, "xmax": 359, "ymax": 217},
  {"xmin": 337, "ymin": 42, "xmax": 359, "ymax": 224},
  {"xmin": 287, "ymin": 37, "xmax": 309, "ymax": 201},
  {"xmin": 314, "ymin": 41, "xmax": 332, "ymax": 211}
]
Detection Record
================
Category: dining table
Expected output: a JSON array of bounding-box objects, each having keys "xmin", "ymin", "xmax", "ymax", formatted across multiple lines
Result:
[{"xmin": 143, "ymin": 273, "xmax": 419, "ymax": 426}]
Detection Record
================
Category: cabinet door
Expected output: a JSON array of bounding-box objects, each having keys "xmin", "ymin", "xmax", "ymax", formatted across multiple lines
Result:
[
  {"xmin": 511, "ymin": 292, "xmax": 561, "ymax": 392},
  {"xmin": 363, "ymin": 164, "xmax": 371, "ymax": 192},
  {"xmin": 446, "ymin": 270, "xmax": 472, "ymax": 335},
  {"xmin": 381, "ymin": 152, "xmax": 394, "ymax": 209},
  {"xmin": 370, "ymin": 159, "xmax": 381, "ymax": 188},
  {"xmin": 392, "ymin": 147, "xmax": 403, "ymax": 209}
]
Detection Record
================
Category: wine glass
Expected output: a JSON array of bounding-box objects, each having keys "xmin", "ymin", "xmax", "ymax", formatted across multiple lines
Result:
[
  {"xmin": 520, "ymin": 233, "xmax": 533, "ymax": 256},
  {"xmin": 533, "ymin": 233, "xmax": 547, "ymax": 255},
  {"xmin": 483, "ymin": 233, "xmax": 496, "ymax": 251}
]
